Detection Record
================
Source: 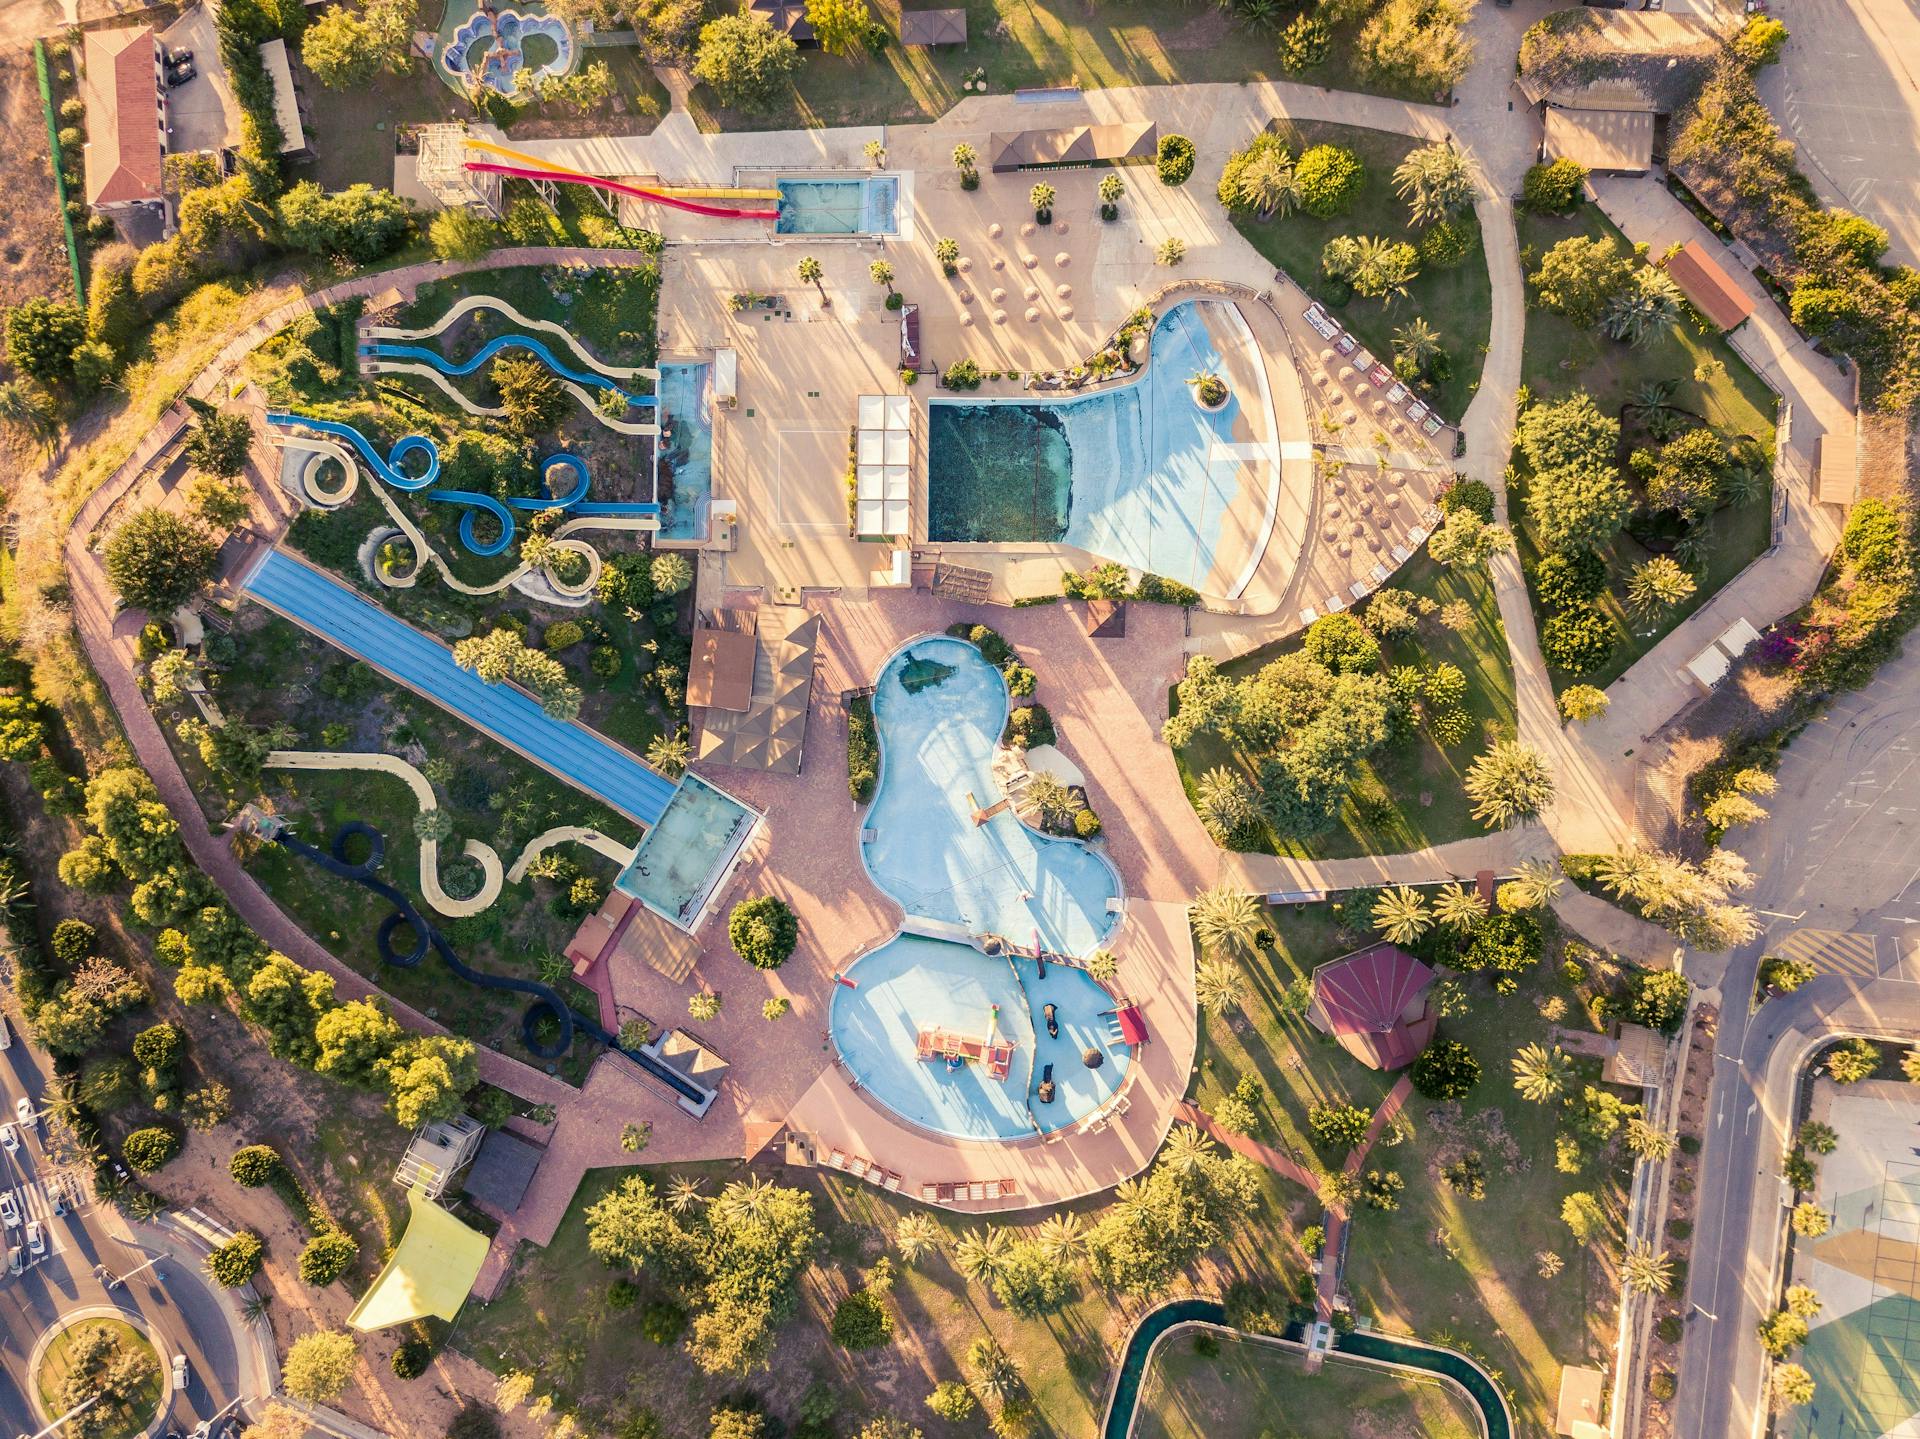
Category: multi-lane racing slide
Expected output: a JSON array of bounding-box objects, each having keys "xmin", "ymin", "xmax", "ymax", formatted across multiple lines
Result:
[{"xmin": 462, "ymin": 138, "xmax": 780, "ymax": 221}]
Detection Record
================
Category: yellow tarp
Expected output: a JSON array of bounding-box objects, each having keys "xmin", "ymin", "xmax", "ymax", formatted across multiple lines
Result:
[{"xmin": 345, "ymin": 1186, "xmax": 490, "ymax": 1332}]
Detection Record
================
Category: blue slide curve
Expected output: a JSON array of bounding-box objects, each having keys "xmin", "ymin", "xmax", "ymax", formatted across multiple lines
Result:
[
  {"xmin": 243, "ymin": 549, "xmax": 678, "ymax": 825},
  {"xmin": 360, "ymin": 334, "xmax": 661, "ymax": 405},
  {"xmin": 506, "ymin": 453, "xmax": 664, "ymax": 519},
  {"xmin": 268, "ymin": 410, "xmax": 440, "ymax": 489}
]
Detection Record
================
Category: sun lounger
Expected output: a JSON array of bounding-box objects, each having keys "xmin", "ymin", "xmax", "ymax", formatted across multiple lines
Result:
[
  {"xmin": 1325, "ymin": 592, "xmax": 1346, "ymax": 612},
  {"xmin": 968, "ymin": 1182, "xmax": 987, "ymax": 1201},
  {"xmin": 885, "ymin": 1171, "xmax": 902, "ymax": 1192},
  {"xmin": 921, "ymin": 1183, "xmax": 939, "ymax": 1201},
  {"xmin": 847, "ymin": 1156, "xmax": 870, "ymax": 1178},
  {"xmin": 827, "ymin": 1149, "xmax": 847, "ymax": 1170},
  {"xmin": 1349, "ymin": 580, "xmax": 1370, "ymax": 602},
  {"xmin": 1298, "ymin": 606, "xmax": 1319, "ymax": 628}
]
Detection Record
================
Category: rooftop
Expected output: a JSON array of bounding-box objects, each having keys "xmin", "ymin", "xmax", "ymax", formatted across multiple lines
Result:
[
  {"xmin": 1543, "ymin": 104, "xmax": 1653, "ymax": 175},
  {"xmin": 900, "ymin": 7, "xmax": 967, "ymax": 44},
  {"xmin": 1662, "ymin": 240, "xmax": 1754, "ymax": 331},
  {"xmin": 462, "ymin": 1128, "xmax": 545, "ymax": 1218},
  {"xmin": 82, "ymin": 27, "xmax": 163, "ymax": 208},
  {"xmin": 1308, "ymin": 942, "xmax": 1437, "ymax": 1071}
]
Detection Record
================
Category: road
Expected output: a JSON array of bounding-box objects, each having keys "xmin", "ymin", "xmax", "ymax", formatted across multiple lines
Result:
[
  {"xmin": 0, "ymin": 1020, "xmax": 245, "ymax": 1439},
  {"xmin": 1675, "ymin": 637, "xmax": 1920, "ymax": 1439}
]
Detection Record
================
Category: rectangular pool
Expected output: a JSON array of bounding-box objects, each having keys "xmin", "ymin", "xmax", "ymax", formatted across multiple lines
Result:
[
  {"xmin": 776, "ymin": 177, "xmax": 898, "ymax": 235},
  {"xmin": 616, "ymin": 773, "xmax": 759, "ymax": 929},
  {"xmin": 656, "ymin": 361, "xmax": 712, "ymax": 541}
]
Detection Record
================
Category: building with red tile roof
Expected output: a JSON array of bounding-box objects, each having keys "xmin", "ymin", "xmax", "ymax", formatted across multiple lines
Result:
[
  {"xmin": 1307, "ymin": 942, "xmax": 1437, "ymax": 1071},
  {"xmin": 1662, "ymin": 240, "xmax": 1754, "ymax": 332},
  {"xmin": 82, "ymin": 26, "xmax": 167, "ymax": 212}
]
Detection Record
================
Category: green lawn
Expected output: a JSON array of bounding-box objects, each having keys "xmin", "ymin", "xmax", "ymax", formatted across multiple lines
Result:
[
  {"xmin": 400, "ymin": 264, "xmax": 662, "ymax": 376},
  {"xmin": 1228, "ymin": 121, "xmax": 1493, "ymax": 422},
  {"xmin": 1136, "ymin": 1336, "xmax": 1480, "ymax": 1439},
  {"xmin": 34, "ymin": 1320, "xmax": 163, "ymax": 1439},
  {"xmin": 1515, "ymin": 203, "xmax": 1779, "ymax": 692},
  {"xmin": 685, "ymin": 0, "xmax": 1436, "ymax": 132},
  {"xmin": 1187, "ymin": 902, "xmax": 1633, "ymax": 1434},
  {"xmin": 1171, "ymin": 550, "xmax": 1517, "ymax": 860}
]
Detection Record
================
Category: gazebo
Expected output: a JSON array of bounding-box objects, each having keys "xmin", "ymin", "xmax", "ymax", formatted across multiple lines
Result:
[
  {"xmin": 748, "ymin": 0, "xmax": 814, "ymax": 43},
  {"xmin": 1306, "ymin": 943, "xmax": 1437, "ymax": 1071},
  {"xmin": 900, "ymin": 8, "xmax": 967, "ymax": 45}
]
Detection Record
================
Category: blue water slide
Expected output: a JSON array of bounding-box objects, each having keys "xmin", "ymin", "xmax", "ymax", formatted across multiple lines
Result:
[
  {"xmin": 572, "ymin": 502, "xmax": 664, "ymax": 517},
  {"xmin": 242, "ymin": 549, "xmax": 677, "ymax": 825},
  {"xmin": 427, "ymin": 490, "xmax": 516, "ymax": 556},
  {"xmin": 266, "ymin": 410, "xmax": 439, "ymax": 490},
  {"xmin": 507, "ymin": 453, "xmax": 593, "ymax": 511},
  {"xmin": 360, "ymin": 334, "xmax": 660, "ymax": 405}
]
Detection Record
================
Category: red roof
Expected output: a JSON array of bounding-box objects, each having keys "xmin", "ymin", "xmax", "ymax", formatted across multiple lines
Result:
[
  {"xmin": 83, "ymin": 27, "xmax": 163, "ymax": 208},
  {"xmin": 1114, "ymin": 1004, "xmax": 1147, "ymax": 1045},
  {"xmin": 1662, "ymin": 241, "xmax": 1754, "ymax": 332},
  {"xmin": 1311, "ymin": 943, "xmax": 1436, "ymax": 1070}
]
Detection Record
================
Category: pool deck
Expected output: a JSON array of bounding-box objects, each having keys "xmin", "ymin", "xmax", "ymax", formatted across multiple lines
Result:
[{"xmin": 477, "ymin": 592, "xmax": 1214, "ymax": 1281}]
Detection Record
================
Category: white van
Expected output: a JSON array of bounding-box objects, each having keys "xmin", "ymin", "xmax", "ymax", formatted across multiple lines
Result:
[{"xmin": 0, "ymin": 1014, "xmax": 11, "ymax": 1049}]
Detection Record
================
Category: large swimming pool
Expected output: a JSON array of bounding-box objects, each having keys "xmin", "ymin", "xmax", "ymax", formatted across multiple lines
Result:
[
  {"xmin": 655, "ymin": 361, "xmax": 712, "ymax": 541},
  {"xmin": 776, "ymin": 177, "xmax": 899, "ymax": 235},
  {"xmin": 927, "ymin": 300, "xmax": 1252, "ymax": 590},
  {"xmin": 831, "ymin": 635, "xmax": 1130, "ymax": 1141}
]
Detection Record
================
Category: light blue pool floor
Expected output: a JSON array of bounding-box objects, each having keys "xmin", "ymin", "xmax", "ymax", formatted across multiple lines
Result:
[
  {"xmin": 861, "ymin": 637, "xmax": 1118, "ymax": 958},
  {"xmin": 656, "ymin": 361, "xmax": 712, "ymax": 541},
  {"xmin": 830, "ymin": 935, "xmax": 1132, "ymax": 1139}
]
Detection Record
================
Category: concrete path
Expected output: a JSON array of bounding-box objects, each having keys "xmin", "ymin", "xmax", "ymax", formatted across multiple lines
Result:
[
  {"xmin": 1550, "ymin": 886, "xmax": 1683, "ymax": 968},
  {"xmin": 505, "ymin": 825, "xmax": 636, "ymax": 883}
]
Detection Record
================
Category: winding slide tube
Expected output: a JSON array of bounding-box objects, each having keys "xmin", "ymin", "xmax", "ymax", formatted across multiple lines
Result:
[{"xmin": 359, "ymin": 334, "xmax": 659, "ymax": 404}]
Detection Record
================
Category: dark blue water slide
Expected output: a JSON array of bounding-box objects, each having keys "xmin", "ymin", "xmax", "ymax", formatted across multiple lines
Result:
[
  {"xmin": 267, "ymin": 410, "xmax": 440, "ymax": 489},
  {"xmin": 360, "ymin": 334, "xmax": 660, "ymax": 405},
  {"xmin": 241, "ymin": 549, "xmax": 677, "ymax": 826}
]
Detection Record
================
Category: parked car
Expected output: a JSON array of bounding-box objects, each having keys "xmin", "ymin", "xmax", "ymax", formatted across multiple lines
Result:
[
  {"xmin": 15, "ymin": 1097, "xmax": 32, "ymax": 1126},
  {"xmin": 172, "ymin": 1354, "xmax": 188, "ymax": 1388},
  {"xmin": 0, "ymin": 1124, "xmax": 15, "ymax": 1154},
  {"xmin": 25, "ymin": 1221, "xmax": 43, "ymax": 1259},
  {"xmin": 49, "ymin": 1179, "xmax": 66, "ymax": 1217},
  {"xmin": 7, "ymin": 1245, "xmax": 19, "ymax": 1276},
  {"xmin": 165, "ymin": 61, "xmax": 196, "ymax": 88},
  {"xmin": 0, "ymin": 1191, "xmax": 18, "ymax": 1228}
]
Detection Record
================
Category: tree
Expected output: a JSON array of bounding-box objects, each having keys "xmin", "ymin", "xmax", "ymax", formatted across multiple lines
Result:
[
  {"xmin": 277, "ymin": 183, "xmax": 412, "ymax": 263},
  {"xmin": 1028, "ymin": 182, "xmax": 1056, "ymax": 222},
  {"xmin": 184, "ymin": 402, "xmax": 254, "ymax": 478},
  {"xmin": 1522, "ymin": 158, "xmax": 1587, "ymax": 213},
  {"xmin": 1560, "ymin": 684, "xmax": 1609, "ymax": 724},
  {"xmin": 927, "ymin": 1382, "xmax": 976, "ymax": 1422},
  {"xmin": 1345, "ymin": 236, "xmax": 1420, "ymax": 302},
  {"xmin": 1624, "ymin": 1118, "xmax": 1676, "ymax": 1160},
  {"xmin": 1643, "ymin": 426, "xmax": 1727, "ymax": 519},
  {"xmin": 313, "ymin": 999, "xmax": 404, "ymax": 1086},
  {"xmin": 1354, "ymin": 0, "xmax": 1473, "ymax": 92},
  {"xmin": 1099, "ymin": 172, "xmax": 1125, "ymax": 207},
  {"xmin": 1770, "ymin": 1364, "xmax": 1815, "ymax": 1410},
  {"xmin": 1372, "ymin": 885, "xmax": 1432, "ymax": 944},
  {"xmin": 1733, "ymin": 14, "xmax": 1789, "ymax": 66},
  {"xmin": 831, "ymin": 1284, "xmax": 894, "ymax": 1348},
  {"xmin": 1627, "ymin": 557, "xmax": 1697, "ymax": 621},
  {"xmin": 1294, "ymin": 144, "xmax": 1364, "ymax": 217},
  {"xmin": 1542, "ymin": 608, "xmax": 1616, "ymax": 674},
  {"xmin": 1427, "ymin": 509, "xmax": 1514, "ymax": 570},
  {"xmin": 493, "ymin": 355, "xmax": 564, "ymax": 439},
  {"xmin": 1190, "ymin": 886, "xmax": 1262, "ymax": 956},
  {"xmin": 1409, "ymin": 1039, "xmax": 1480, "ymax": 1100},
  {"xmin": 894, "ymin": 1212, "xmax": 941, "ymax": 1263},
  {"xmin": 1561, "ymin": 1191, "xmax": 1606, "ymax": 1243},
  {"xmin": 123, "ymin": 1125, "xmax": 181, "ymax": 1173},
  {"xmin": 240, "ymin": 1406, "xmax": 313, "ymax": 1439},
  {"xmin": 1826, "ymin": 1037, "xmax": 1878, "ymax": 1083},
  {"xmin": 692, "ymin": 12, "xmax": 798, "ymax": 108},
  {"xmin": 1531, "ymin": 236, "xmax": 1632, "ymax": 326},
  {"xmin": 429, "ymin": 207, "xmax": 495, "ymax": 262},
  {"xmin": 1393, "ymin": 316, "xmax": 1444, "ymax": 373},
  {"xmin": 1790, "ymin": 1202, "xmax": 1830, "ymax": 1238},
  {"xmin": 300, "ymin": 1227, "xmax": 359, "ymax": 1285},
  {"xmin": 188, "ymin": 476, "xmax": 252, "ymax": 530},
  {"xmin": 1464, "ymin": 741, "xmax": 1554, "ymax": 827},
  {"xmin": 1086, "ymin": 1144, "xmax": 1261, "ymax": 1295},
  {"xmin": 646, "ymin": 732, "xmax": 690, "ymax": 777},
  {"xmin": 1392, "ymin": 143, "xmax": 1474, "ymax": 226},
  {"xmin": 954, "ymin": 1225, "xmax": 1012, "ymax": 1284},
  {"xmin": 5, "ymin": 297, "xmax": 85, "ymax": 383},
  {"xmin": 1621, "ymin": 1240, "xmax": 1673, "ymax": 1294},
  {"xmin": 1309, "ymin": 1102, "xmax": 1372, "ymax": 1152},
  {"xmin": 206, "ymin": 1231, "xmax": 265, "ymax": 1287},
  {"xmin": 967, "ymin": 1337, "xmax": 1022, "ymax": 1406},
  {"xmin": 796, "ymin": 255, "xmax": 824, "ymax": 300},
  {"xmin": 1519, "ymin": 393, "xmax": 1628, "ymax": 553},
  {"xmin": 805, "ymin": 0, "xmax": 870, "ymax": 58},
  {"xmin": 283, "ymin": 1330, "xmax": 359, "ymax": 1402},
  {"xmin": 1432, "ymin": 881, "xmax": 1487, "ymax": 931},
  {"xmin": 729, "ymin": 895, "xmax": 799, "ymax": 970},
  {"xmin": 1504, "ymin": 857, "xmax": 1565, "ymax": 910},
  {"xmin": 1757, "ymin": 1309, "xmax": 1809, "ymax": 1358},
  {"xmin": 1195, "ymin": 959, "xmax": 1245, "ymax": 1017},
  {"xmin": 384, "ymin": 1036, "xmax": 479, "ymax": 1128},
  {"xmin": 1303, "ymin": 612, "xmax": 1381, "ymax": 675},
  {"xmin": 952, "ymin": 143, "xmax": 978, "ymax": 180},
  {"xmin": 1605, "ymin": 266, "xmax": 1685, "ymax": 345},
  {"xmin": 1512, "ymin": 1042, "xmax": 1573, "ymax": 1103},
  {"xmin": 301, "ymin": 6, "xmax": 379, "ymax": 86},
  {"xmin": 1195, "ymin": 767, "xmax": 1259, "ymax": 847},
  {"xmin": 1785, "ymin": 1284, "xmax": 1822, "ymax": 1318},
  {"xmin": 103, "ymin": 509, "xmax": 218, "ymax": 617}
]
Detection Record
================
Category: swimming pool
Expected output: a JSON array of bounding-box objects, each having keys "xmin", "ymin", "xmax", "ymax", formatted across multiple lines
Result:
[
  {"xmin": 616, "ymin": 773, "xmax": 758, "ymax": 928},
  {"xmin": 830, "ymin": 934, "xmax": 1133, "ymax": 1139},
  {"xmin": 656, "ymin": 362, "xmax": 712, "ymax": 541},
  {"xmin": 927, "ymin": 300, "xmax": 1255, "ymax": 590},
  {"xmin": 861, "ymin": 636, "xmax": 1120, "ymax": 957},
  {"xmin": 776, "ymin": 177, "xmax": 899, "ymax": 236}
]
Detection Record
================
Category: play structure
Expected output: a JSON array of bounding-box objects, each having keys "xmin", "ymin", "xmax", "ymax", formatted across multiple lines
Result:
[
  {"xmin": 459, "ymin": 137, "xmax": 781, "ymax": 221},
  {"xmin": 916, "ymin": 1023, "xmax": 1016, "ymax": 1080},
  {"xmin": 439, "ymin": 6, "xmax": 574, "ymax": 95}
]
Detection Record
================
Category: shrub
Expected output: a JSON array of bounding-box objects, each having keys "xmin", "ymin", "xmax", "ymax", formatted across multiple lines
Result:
[
  {"xmin": 1533, "ymin": 549, "xmax": 1607, "ymax": 611},
  {"xmin": 123, "ymin": 1125, "xmax": 181, "ymax": 1173},
  {"xmin": 1542, "ymin": 607, "xmax": 1616, "ymax": 674},
  {"xmin": 1004, "ymin": 663, "xmax": 1037, "ymax": 698},
  {"xmin": 1409, "ymin": 1039, "xmax": 1480, "ymax": 1099},
  {"xmin": 1417, "ymin": 216, "xmax": 1478, "ymax": 268},
  {"xmin": 1295, "ymin": 144, "xmax": 1364, "ymax": 217},
  {"xmin": 132, "ymin": 1021, "xmax": 184, "ymax": 1073},
  {"xmin": 1004, "ymin": 704, "xmax": 1056, "ymax": 750},
  {"xmin": 391, "ymin": 1339, "xmax": 433, "ymax": 1380},
  {"xmin": 1156, "ymin": 134, "xmax": 1196, "ymax": 185},
  {"xmin": 1303, "ymin": 612, "xmax": 1381, "ymax": 675},
  {"xmin": 299, "ymin": 1227, "xmax": 359, "ymax": 1285},
  {"xmin": 943, "ymin": 357, "xmax": 982, "ymax": 390},
  {"xmin": 651, "ymin": 551, "xmax": 694, "ymax": 597},
  {"xmin": 966, "ymin": 624, "xmax": 1014, "ymax": 665},
  {"xmin": 1522, "ymin": 158, "xmax": 1587, "ymax": 214},
  {"xmin": 830, "ymin": 1288, "xmax": 893, "ymax": 1349},
  {"xmin": 1650, "ymin": 1371, "xmax": 1677, "ymax": 1401},
  {"xmin": 927, "ymin": 1382, "xmax": 975, "ymax": 1421},
  {"xmin": 206, "ymin": 1231, "xmax": 264, "ymax": 1287},
  {"xmin": 1074, "ymin": 808, "xmax": 1102, "ymax": 838},
  {"xmin": 1441, "ymin": 477, "xmax": 1495, "ymax": 521},
  {"xmin": 230, "ymin": 1144, "xmax": 282, "ymax": 1186},
  {"xmin": 590, "ymin": 645, "xmax": 621, "ymax": 678},
  {"xmin": 848, "ymin": 694, "xmax": 878, "ymax": 802},
  {"xmin": 51, "ymin": 918, "xmax": 97, "ymax": 967},
  {"xmin": 641, "ymin": 1301, "xmax": 687, "ymax": 1345},
  {"xmin": 544, "ymin": 620, "xmax": 584, "ymax": 651},
  {"xmin": 729, "ymin": 895, "xmax": 800, "ymax": 969}
]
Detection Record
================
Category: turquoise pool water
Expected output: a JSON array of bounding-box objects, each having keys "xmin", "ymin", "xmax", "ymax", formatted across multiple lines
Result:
[
  {"xmin": 927, "ymin": 301, "xmax": 1248, "ymax": 589},
  {"xmin": 656, "ymin": 361, "xmax": 712, "ymax": 541},
  {"xmin": 776, "ymin": 177, "xmax": 899, "ymax": 235},
  {"xmin": 829, "ymin": 935, "xmax": 1132, "ymax": 1139},
  {"xmin": 830, "ymin": 634, "xmax": 1130, "ymax": 1141},
  {"xmin": 615, "ymin": 773, "xmax": 757, "ymax": 926},
  {"xmin": 862, "ymin": 636, "xmax": 1119, "ymax": 956}
]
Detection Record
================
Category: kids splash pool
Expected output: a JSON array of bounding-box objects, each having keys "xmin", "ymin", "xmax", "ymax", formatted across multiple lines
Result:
[
  {"xmin": 927, "ymin": 299, "xmax": 1278, "ymax": 596},
  {"xmin": 829, "ymin": 635, "xmax": 1132, "ymax": 1141}
]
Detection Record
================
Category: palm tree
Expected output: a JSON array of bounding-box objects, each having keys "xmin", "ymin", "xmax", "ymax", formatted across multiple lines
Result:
[
  {"xmin": 1596, "ymin": 847, "xmax": 1657, "ymax": 903},
  {"xmin": 1034, "ymin": 1212, "xmax": 1086, "ymax": 1262},
  {"xmin": 1352, "ymin": 235, "xmax": 1418, "ymax": 303},
  {"xmin": 1503, "ymin": 857, "xmax": 1565, "ymax": 910},
  {"xmin": 1084, "ymin": 950, "xmax": 1119, "ymax": 983},
  {"xmin": 1604, "ymin": 268, "xmax": 1685, "ymax": 345},
  {"xmin": 1625, "ymin": 1119, "xmax": 1676, "ymax": 1160},
  {"xmin": 1371, "ymin": 885, "xmax": 1432, "ymax": 944},
  {"xmin": 1464, "ymin": 740, "xmax": 1555, "ymax": 828},
  {"xmin": 1237, "ymin": 152, "xmax": 1297, "ymax": 219},
  {"xmin": 1391, "ymin": 142, "xmax": 1475, "ymax": 226},
  {"xmin": 1160, "ymin": 1123, "xmax": 1216, "ymax": 1173},
  {"xmin": 934, "ymin": 236, "xmax": 960, "ymax": 276},
  {"xmin": 796, "ymin": 255, "xmax": 825, "ymax": 301},
  {"xmin": 713, "ymin": 1174, "xmax": 776, "ymax": 1223},
  {"xmin": 1628, "ymin": 378, "xmax": 1676, "ymax": 419},
  {"xmin": 1029, "ymin": 182, "xmax": 1056, "ymax": 222},
  {"xmin": 1190, "ymin": 886, "xmax": 1262, "ymax": 956},
  {"xmin": 1431, "ymin": 881, "xmax": 1487, "ymax": 931},
  {"xmin": 646, "ymin": 731, "xmax": 690, "ymax": 777},
  {"xmin": 1620, "ymin": 1241, "xmax": 1674, "ymax": 1295},
  {"xmin": 666, "ymin": 1176, "xmax": 705, "ymax": 1213},
  {"xmin": 894, "ymin": 1211, "xmax": 942, "ymax": 1263},
  {"xmin": 1098, "ymin": 173, "xmax": 1125, "ymax": 207},
  {"xmin": 0, "ymin": 380, "xmax": 54, "ymax": 449},
  {"xmin": 967, "ymin": 1337, "xmax": 1021, "ymax": 1404},
  {"xmin": 1111, "ymin": 1177, "xmax": 1153, "ymax": 1221},
  {"xmin": 1195, "ymin": 958, "xmax": 1245, "ymax": 1017},
  {"xmin": 1393, "ymin": 317, "xmax": 1443, "ymax": 371},
  {"xmin": 1626, "ymin": 556, "xmax": 1697, "ymax": 620},
  {"xmin": 954, "ymin": 1226, "xmax": 1013, "ymax": 1284},
  {"xmin": 869, "ymin": 259, "xmax": 895, "ymax": 294},
  {"xmin": 952, "ymin": 142, "xmax": 978, "ymax": 178},
  {"xmin": 1196, "ymin": 766, "xmax": 1256, "ymax": 843},
  {"xmin": 1511, "ymin": 1042, "xmax": 1573, "ymax": 1103}
]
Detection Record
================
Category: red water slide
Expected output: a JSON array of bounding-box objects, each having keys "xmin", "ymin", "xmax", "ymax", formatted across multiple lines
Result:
[{"xmin": 463, "ymin": 161, "xmax": 780, "ymax": 220}]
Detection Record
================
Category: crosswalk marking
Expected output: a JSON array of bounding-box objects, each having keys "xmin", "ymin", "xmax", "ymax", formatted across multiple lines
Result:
[{"xmin": 1774, "ymin": 927, "xmax": 1883, "ymax": 978}]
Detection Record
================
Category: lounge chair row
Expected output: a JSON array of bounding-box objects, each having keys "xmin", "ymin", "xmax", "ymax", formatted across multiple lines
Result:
[
  {"xmin": 824, "ymin": 1148, "xmax": 904, "ymax": 1192},
  {"xmin": 920, "ymin": 1179, "xmax": 1020, "ymax": 1203}
]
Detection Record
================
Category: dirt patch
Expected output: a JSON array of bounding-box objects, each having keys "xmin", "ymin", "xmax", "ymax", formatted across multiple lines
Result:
[
  {"xmin": 0, "ymin": 53, "xmax": 72, "ymax": 314},
  {"xmin": 1161, "ymin": 10, "xmax": 1231, "ymax": 52}
]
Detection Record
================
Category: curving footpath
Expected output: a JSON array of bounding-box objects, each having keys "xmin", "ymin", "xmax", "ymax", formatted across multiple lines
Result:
[
  {"xmin": 365, "ymin": 293, "xmax": 660, "ymax": 381},
  {"xmin": 1102, "ymin": 1299, "xmax": 1514, "ymax": 1439},
  {"xmin": 264, "ymin": 750, "xmax": 506, "ymax": 917},
  {"xmin": 505, "ymin": 824, "xmax": 635, "ymax": 883},
  {"xmin": 363, "ymin": 354, "xmax": 662, "ymax": 437}
]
